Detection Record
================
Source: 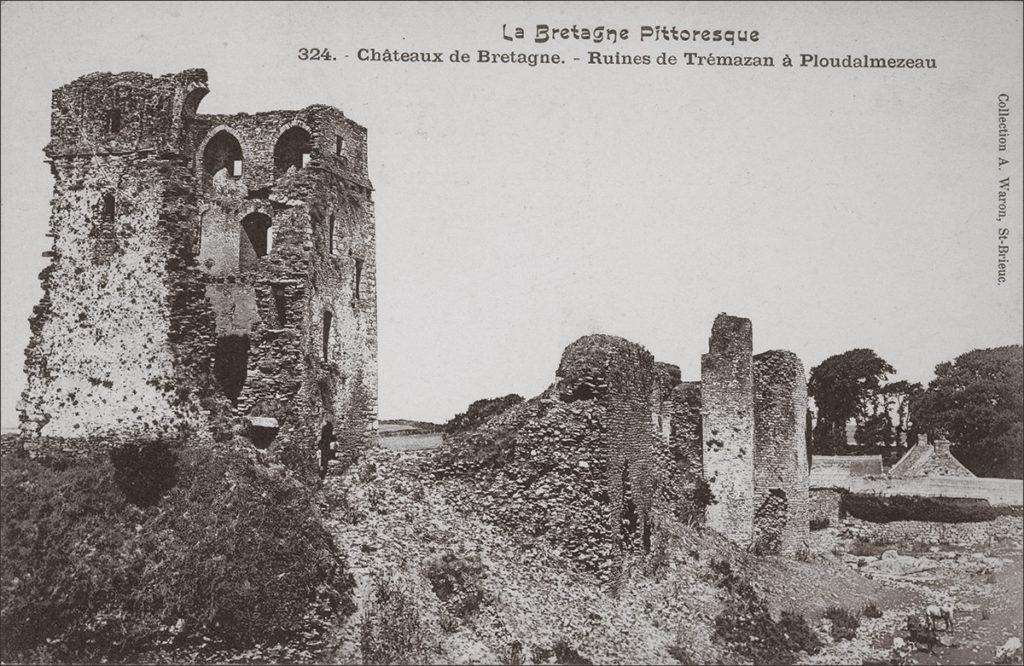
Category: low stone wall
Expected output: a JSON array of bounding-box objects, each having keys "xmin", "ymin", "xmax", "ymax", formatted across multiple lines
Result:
[
  {"xmin": 846, "ymin": 515, "xmax": 1023, "ymax": 549},
  {"xmin": 844, "ymin": 476, "xmax": 1023, "ymax": 507}
]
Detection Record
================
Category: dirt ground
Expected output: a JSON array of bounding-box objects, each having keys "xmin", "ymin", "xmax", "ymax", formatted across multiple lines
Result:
[{"xmin": 793, "ymin": 522, "xmax": 1024, "ymax": 665}]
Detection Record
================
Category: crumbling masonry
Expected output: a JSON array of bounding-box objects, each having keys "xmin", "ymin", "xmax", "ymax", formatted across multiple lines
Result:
[
  {"xmin": 440, "ymin": 313, "xmax": 811, "ymax": 587},
  {"xmin": 18, "ymin": 69, "xmax": 377, "ymax": 464}
]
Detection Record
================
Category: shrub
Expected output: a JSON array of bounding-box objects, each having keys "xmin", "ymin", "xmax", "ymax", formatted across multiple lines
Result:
[
  {"xmin": 421, "ymin": 551, "xmax": 486, "ymax": 623},
  {"xmin": 358, "ymin": 460, "xmax": 378, "ymax": 483},
  {"xmin": 778, "ymin": 611, "xmax": 821, "ymax": 655},
  {"xmin": 551, "ymin": 638, "xmax": 592, "ymax": 665},
  {"xmin": 712, "ymin": 564, "xmax": 821, "ymax": 664},
  {"xmin": 444, "ymin": 394, "xmax": 524, "ymax": 434},
  {"xmin": 667, "ymin": 640, "xmax": 698, "ymax": 664},
  {"xmin": 359, "ymin": 573, "xmax": 430, "ymax": 665},
  {"xmin": 0, "ymin": 444, "xmax": 354, "ymax": 662},
  {"xmin": 681, "ymin": 478, "xmax": 715, "ymax": 526},
  {"xmin": 825, "ymin": 606, "xmax": 860, "ymax": 641},
  {"xmin": 862, "ymin": 602, "xmax": 883, "ymax": 619}
]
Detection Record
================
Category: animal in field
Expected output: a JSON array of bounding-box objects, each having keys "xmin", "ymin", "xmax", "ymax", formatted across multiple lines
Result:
[
  {"xmin": 925, "ymin": 603, "xmax": 954, "ymax": 632},
  {"xmin": 905, "ymin": 613, "xmax": 938, "ymax": 655}
]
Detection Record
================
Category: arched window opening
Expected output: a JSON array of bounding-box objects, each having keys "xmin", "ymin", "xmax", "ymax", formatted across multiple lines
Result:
[
  {"xmin": 274, "ymin": 126, "xmax": 313, "ymax": 177},
  {"xmin": 239, "ymin": 212, "xmax": 272, "ymax": 270},
  {"xmin": 322, "ymin": 311, "xmax": 333, "ymax": 363},
  {"xmin": 202, "ymin": 130, "xmax": 243, "ymax": 181},
  {"xmin": 107, "ymin": 109, "xmax": 122, "ymax": 133}
]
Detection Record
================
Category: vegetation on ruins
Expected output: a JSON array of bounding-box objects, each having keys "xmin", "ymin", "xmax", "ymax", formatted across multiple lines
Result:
[
  {"xmin": 910, "ymin": 345, "xmax": 1023, "ymax": 478},
  {"xmin": 358, "ymin": 571, "xmax": 431, "ymax": 665},
  {"xmin": 808, "ymin": 348, "xmax": 895, "ymax": 453},
  {"xmin": 0, "ymin": 440, "xmax": 354, "ymax": 663},
  {"xmin": 421, "ymin": 550, "xmax": 487, "ymax": 625},
  {"xmin": 444, "ymin": 394, "xmax": 525, "ymax": 434},
  {"xmin": 823, "ymin": 605, "xmax": 860, "ymax": 641},
  {"xmin": 710, "ymin": 558, "xmax": 822, "ymax": 664}
]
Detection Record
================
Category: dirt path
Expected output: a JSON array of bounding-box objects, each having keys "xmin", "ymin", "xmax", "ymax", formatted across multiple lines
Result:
[{"xmin": 875, "ymin": 549, "xmax": 1023, "ymax": 665}]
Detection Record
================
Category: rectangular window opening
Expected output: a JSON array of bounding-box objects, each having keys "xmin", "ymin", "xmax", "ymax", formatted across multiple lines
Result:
[
  {"xmin": 354, "ymin": 258, "xmax": 364, "ymax": 300},
  {"xmin": 335, "ymin": 135, "xmax": 345, "ymax": 156},
  {"xmin": 232, "ymin": 159, "xmax": 243, "ymax": 177}
]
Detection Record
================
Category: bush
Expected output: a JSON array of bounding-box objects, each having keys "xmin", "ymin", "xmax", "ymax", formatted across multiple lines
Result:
[
  {"xmin": 444, "ymin": 394, "xmax": 524, "ymax": 434},
  {"xmin": 421, "ymin": 551, "xmax": 486, "ymax": 624},
  {"xmin": 667, "ymin": 640, "xmax": 698, "ymax": 664},
  {"xmin": 358, "ymin": 460, "xmax": 378, "ymax": 483},
  {"xmin": 825, "ymin": 606, "xmax": 860, "ymax": 641},
  {"xmin": 359, "ymin": 572, "xmax": 430, "ymax": 664},
  {"xmin": 0, "ymin": 443, "xmax": 354, "ymax": 662},
  {"xmin": 712, "ymin": 563, "xmax": 821, "ymax": 664},
  {"xmin": 862, "ymin": 602, "xmax": 883, "ymax": 619},
  {"xmin": 551, "ymin": 638, "xmax": 592, "ymax": 665}
]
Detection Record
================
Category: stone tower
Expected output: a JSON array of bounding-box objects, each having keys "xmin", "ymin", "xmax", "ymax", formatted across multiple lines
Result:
[
  {"xmin": 752, "ymin": 350, "xmax": 809, "ymax": 555},
  {"xmin": 18, "ymin": 69, "xmax": 377, "ymax": 465},
  {"xmin": 700, "ymin": 313, "xmax": 756, "ymax": 544}
]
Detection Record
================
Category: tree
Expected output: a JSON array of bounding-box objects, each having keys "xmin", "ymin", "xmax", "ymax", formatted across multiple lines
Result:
[
  {"xmin": 857, "ymin": 380, "xmax": 924, "ymax": 447},
  {"xmin": 911, "ymin": 345, "xmax": 1023, "ymax": 479},
  {"xmin": 808, "ymin": 349, "xmax": 895, "ymax": 454}
]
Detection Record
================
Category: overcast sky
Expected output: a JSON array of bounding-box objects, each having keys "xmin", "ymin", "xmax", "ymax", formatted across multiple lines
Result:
[{"xmin": 2, "ymin": 1, "xmax": 1022, "ymax": 427}]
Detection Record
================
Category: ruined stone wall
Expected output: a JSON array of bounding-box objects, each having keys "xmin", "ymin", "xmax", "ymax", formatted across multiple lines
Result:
[
  {"xmin": 20, "ymin": 156, "xmax": 194, "ymax": 437},
  {"xmin": 667, "ymin": 381, "xmax": 705, "ymax": 523},
  {"xmin": 436, "ymin": 335, "xmax": 678, "ymax": 587},
  {"xmin": 808, "ymin": 488, "xmax": 844, "ymax": 525},
  {"xmin": 188, "ymin": 104, "xmax": 377, "ymax": 465},
  {"xmin": 701, "ymin": 314, "xmax": 755, "ymax": 546},
  {"xmin": 752, "ymin": 350, "xmax": 810, "ymax": 555},
  {"xmin": 20, "ymin": 69, "xmax": 377, "ymax": 471},
  {"xmin": 20, "ymin": 70, "xmax": 214, "ymax": 440}
]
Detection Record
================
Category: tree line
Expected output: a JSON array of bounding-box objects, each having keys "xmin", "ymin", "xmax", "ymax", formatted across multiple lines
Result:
[{"xmin": 807, "ymin": 345, "xmax": 1023, "ymax": 479}]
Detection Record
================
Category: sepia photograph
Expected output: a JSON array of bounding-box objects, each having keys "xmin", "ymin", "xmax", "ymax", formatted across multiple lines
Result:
[{"xmin": 1, "ymin": 2, "xmax": 1022, "ymax": 664}]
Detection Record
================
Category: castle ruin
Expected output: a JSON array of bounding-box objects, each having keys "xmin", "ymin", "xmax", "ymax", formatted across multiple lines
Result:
[
  {"xmin": 439, "ymin": 313, "xmax": 812, "ymax": 587},
  {"xmin": 17, "ymin": 69, "xmax": 377, "ymax": 465}
]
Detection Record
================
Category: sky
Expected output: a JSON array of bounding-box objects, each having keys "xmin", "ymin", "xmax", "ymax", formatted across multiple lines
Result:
[{"xmin": 1, "ymin": 1, "xmax": 1022, "ymax": 427}]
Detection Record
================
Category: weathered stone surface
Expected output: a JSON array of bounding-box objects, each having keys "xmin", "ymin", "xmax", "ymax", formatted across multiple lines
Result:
[
  {"xmin": 19, "ymin": 68, "xmax": 377, "ymax": 472},
  {"xmin": 752, "ymin": 349, "xmax": 809, "ymax": 555},
  {"xmin": 701, "ymin": 313, "xmax": 755, "ymax": 546}
]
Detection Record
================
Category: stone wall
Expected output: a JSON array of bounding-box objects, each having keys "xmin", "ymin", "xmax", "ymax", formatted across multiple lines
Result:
[
  {"xmin": 557, "ymin": 335, "xmax": 661, "ymax": 583},
  {"xmin": 666, "ymin": 381, "xmax": 704, "ymax": 523},
  {"xmin": 752, "ymin": 350, "xmax": 809, "ymax": 555},
  {"xmin": 435, "ymin": 335, "xmax": 689, "ymax": 587},
  {"xmin": 808, "ymin": 488, "xmax": 844, "ymax": 525},
  {"xmin": 701, "ymin": 313, "xmax": 755, "ymax": 546}
]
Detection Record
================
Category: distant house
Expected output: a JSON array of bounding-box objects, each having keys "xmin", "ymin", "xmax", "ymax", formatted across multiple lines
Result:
[{"xmin": 889, "ymin": 435, "xmax": 974, "ymax": 479}]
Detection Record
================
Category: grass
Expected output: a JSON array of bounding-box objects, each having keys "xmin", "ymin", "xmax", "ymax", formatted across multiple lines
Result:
[
  {"xmin": 824, "ymin": 606, "xmax": 860, "ymax": 641},
  {"xmin": 1, "ymin": 441, "xmax": 354, "ymax": 663},
  {"xmin": 862, "ymin": 602, "xmax": 883, "ymax": 618}
]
